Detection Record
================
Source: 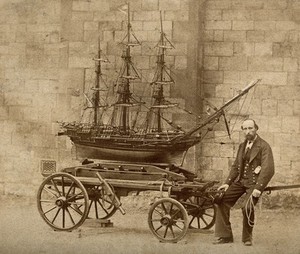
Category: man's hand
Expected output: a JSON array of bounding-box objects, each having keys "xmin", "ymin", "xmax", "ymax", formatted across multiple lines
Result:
[
  {"xmin": 252, "ymin": 189, "xmax": 261, "ymax": 198},
  {"xmin": 218, "ymin": 184, "xmax": 229, "ymax": 192}
]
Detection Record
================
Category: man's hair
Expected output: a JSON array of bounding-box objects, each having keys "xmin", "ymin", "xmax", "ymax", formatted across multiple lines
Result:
[{"xmin": 241, "ymin": 119, "xmax": 259, "ymax": 130}]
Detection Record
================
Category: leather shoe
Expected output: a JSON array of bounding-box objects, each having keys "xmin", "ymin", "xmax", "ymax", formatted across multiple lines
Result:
[
  {"xmin": 213, "ymin": 237, "xmax": 233, "ymax": 244},
  {"xmin": 243, "ymin": 240, "xmax": 252, "ymax": 246}
]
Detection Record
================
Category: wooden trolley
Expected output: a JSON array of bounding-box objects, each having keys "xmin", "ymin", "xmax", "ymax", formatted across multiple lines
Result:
[{"xmin": 37, "ymin": 160, "xmax": 219, "ymax": 243}]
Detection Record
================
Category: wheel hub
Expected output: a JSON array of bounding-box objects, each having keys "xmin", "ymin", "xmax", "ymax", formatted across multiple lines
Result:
[
  {"xmin": 55, "ymin": 196, "xmax": 67, "ymax": 208},
  {"xmin": 161, "ymin": 215, "xmax": 172, "ymax": 226}
]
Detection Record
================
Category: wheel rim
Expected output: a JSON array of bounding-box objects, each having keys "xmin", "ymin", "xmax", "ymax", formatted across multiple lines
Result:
[
  {"xmin": 37, "ymin": 173, "xmax": 89, "ymax": 231},
  {"xmin": 148, "ymin": 198, "xmax": 188, "ymax": 243},
  {"xmin": 181, "ymin": 196, "xmax": 216, "ymax": 230}
]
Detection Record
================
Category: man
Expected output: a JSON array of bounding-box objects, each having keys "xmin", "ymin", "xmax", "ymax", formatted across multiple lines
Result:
[{"xmin": 213, "ymin": 119, "xmax": 274, "ymax": 246}]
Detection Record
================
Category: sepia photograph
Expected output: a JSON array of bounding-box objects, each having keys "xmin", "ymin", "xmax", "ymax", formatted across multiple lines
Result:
[{"xmin": 0, "ymin": 0, "xmax": 299, "ymax": 253}]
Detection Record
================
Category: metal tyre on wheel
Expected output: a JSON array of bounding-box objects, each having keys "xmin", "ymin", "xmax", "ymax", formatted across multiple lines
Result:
[
  {"xmin": 148, "ymin": 198, "xmax": 188, "ymax": 243},
  {"xmin": 37, "ymin": 172, "xmax": 89, "ymax": 231}
]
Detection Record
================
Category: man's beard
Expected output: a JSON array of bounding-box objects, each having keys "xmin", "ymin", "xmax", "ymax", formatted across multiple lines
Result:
[{"xmin": 246, "ymin": 134, "xmax": 255, "ymax": 140}]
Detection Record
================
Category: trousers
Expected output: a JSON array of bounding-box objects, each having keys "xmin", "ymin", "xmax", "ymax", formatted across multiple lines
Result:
[{"xmin": 214, "ymin": 181, "xmax": 259, "ymax": 242}]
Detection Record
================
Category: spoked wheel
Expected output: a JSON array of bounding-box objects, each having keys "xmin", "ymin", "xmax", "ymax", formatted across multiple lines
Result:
[
  {"xmin": 148, "ymin": 198, "xmax": 188, "ymax": 243},
  {"xmin": 37, "ymin": 172, "xmax": 89, "ymax": 231},
  {"xmin": 181, "ymin": 195, "xmax": 216, "ymax": 230},
  {"xmin": 85, "ymin": 185, "xmax": 118, "ymax": 220}
]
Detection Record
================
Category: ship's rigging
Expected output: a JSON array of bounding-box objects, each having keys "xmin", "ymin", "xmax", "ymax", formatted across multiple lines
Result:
[{"xmin": 58, "ymin": 4, "xmax": 261, "ymax": 164}]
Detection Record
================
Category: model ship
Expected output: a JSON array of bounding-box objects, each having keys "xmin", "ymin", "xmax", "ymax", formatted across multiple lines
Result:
[{"xmin": 58, "ymin": 6, "xmax": 260, "ymax": 163}]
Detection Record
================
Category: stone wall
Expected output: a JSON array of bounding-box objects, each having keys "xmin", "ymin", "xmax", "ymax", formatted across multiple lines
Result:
[
  {"xmin": 0, "ymin": 0, "xmax": 200, "ymax": 195},
  {"xmin": 0, "ymin": 0, "xmax": 299, "ymax": 201},
  {"xmin": 196, "ymin": 0, "xmax": 300, "ymax": 199}
]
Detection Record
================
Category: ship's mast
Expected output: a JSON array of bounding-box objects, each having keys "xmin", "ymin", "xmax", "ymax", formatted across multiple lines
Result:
[
  {"xmin": 150, "ymin": 11, "xmax": 175, "ymax": 132},
  {"xmin": 92, "ymin": 37, "xmax": 108, "ymax": 125},
  {"xmin": 114, "ymin": 2, "xmax": 141, "ymax": 133}
]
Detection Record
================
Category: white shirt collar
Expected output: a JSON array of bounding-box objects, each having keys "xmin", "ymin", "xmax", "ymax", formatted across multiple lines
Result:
[{"xmin": 246, "ymin": 135, "xmax": 257, "ymax": 149}]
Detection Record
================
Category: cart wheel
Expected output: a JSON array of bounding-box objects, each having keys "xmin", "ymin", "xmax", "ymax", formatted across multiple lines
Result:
[
  {"xmin": 37, "ymin": 172, "xmax": 89, "ymax": 231},
  {"xmin": 85, "ymin": 185, "xmax": 118, "ymax": 220},
  {"xmin": 181, "ymin": 196, "xmax": 216, "ymax": 230},
  {"xmin": 148, "ymin": 198, "xmax": 188, "ymax": 243}
]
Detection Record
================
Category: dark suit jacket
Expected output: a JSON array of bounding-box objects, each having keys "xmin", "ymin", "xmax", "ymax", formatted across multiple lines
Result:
[{"xmin": 225, "ymin": 135, "xmax": 275, "ymax": 192}]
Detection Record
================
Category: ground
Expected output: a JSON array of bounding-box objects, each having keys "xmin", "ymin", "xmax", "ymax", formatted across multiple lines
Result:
[{"xmin": 0, "ymin": 195, "xmax": 299, "ymax": 254}]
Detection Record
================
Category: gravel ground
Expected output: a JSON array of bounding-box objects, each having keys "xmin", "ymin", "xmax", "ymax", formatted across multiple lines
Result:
[{"xmin": 0, "ymin": 195, "xmax": 299, "ymax": 254}]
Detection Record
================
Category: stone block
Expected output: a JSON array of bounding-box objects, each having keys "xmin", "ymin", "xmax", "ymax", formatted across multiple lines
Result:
[
  {"xmin": 84, "ymin": 30, "xmax": 100, "ymax": 42},
  {"xmin": 224, "ymin": 31, "xmax": 246, "ymax": 42},
  {"xmin": 134, "ymin": 11, "xmax": 160, "ymax": 21},
  {"xmin": 278, "ymin": 100, "xmax": 294, "ymax": 116},
  {"xmin": 265, "ymin": 31, "xmax": 293, "ymax": 43},
  {"xmin": 164, "ymin": 10, "xmax": 189, "ymax": 21},
  {"xmin": 8, "ymin": 106, "xmax": 23, "ymax": 120},
  {"xmin": 23, "ymin": 107, "xmax": 38, "ymax": 122},
  {"xmin": 294, "ymin": 100, "xmax": 300, "ymax": 116},
  {"xmin": 233, "ymin": 42, "xmax": 254, "ymax": 56},
  {"xmin": 195, "ymin": 154, "xmax": 212, "ymax": 171},
  {"xmin": 275, "ymin": 21, "xmax": 298, "ymax": 31},
  {"xmin": 61, "ymin": 21, "xmax": 84, "ymax": 41},
  {"xmin": 232, "ymin": 0, "xmax": 264, "ymax": 10},
  {"xmin": 0, "ymin": 107, "xmax": 9, "ymax": 120},
  {"xmin": 203, "ymin": 70, "xmax": 224, "ymax": 84},
  {"xmin": 280, "ymin": 145, "xmax": 299, "ymax": 161},
  {"xmin": 5, "ymin": 92, "xmax": 33, "ymax": 106},
  {"xmin": 143, "ymin": 21, "xmax": 159, "ymax": 30},
  {"xmin": 246, "ymin": 31, "xmax": 265, "ymax": 42},
  {"xmin": 203, "ymin": 30, "xmax": 214, "ymax": 42},
  {"xmin": 206, "ymin": 0, "xmax": 232, "ymax": 10},
  {"xmin": 222, "ymin": 10, "xmax": 253, "ymax": 20},
  {"xmin": 232, "ymin": 20, "xmax": 254, "ymax": 31},
  {"xmin": 264, "ymin": 0, "xmax": 288, "ymax": 9},
  {"xmin": 204, "ymin": 56, "xmax": 219, "ymax": 70},
  {"xmin": 174, "ymin": 55, "xmax": 187, "ymax": 69},
  {"xmin": 4, "ymin": 183, "xmax": 36, "ymax": 197},
  {"xmin": 99, "ymin": 21, "xmax": 123, "ymax": 31},
  {"xmin": 69, "ymin": 56, "xmax": 94, "ymax": 68},
  {"xmin": 254, "ymin": 21, "xmax": 276, "ymax": 30},
  {"xmin": 213, "ymin": 31, "xmax": 224, "ymax": 42},
  {"xmin": 205, "ymin": 10, "xmax": 222, "ymax": 21},
  {"xmin": 94, "ymin": 11, "xmax": 123, "ymax": 21},
  {"xmin": 283, "ymin": 58, "xmax": 298, "ymax": 72},
  {"xmin": 267, "ymin": 116, "xmax": 282, "ymax": 133},
  {"xmin": 223, "ymin": 71, "xmax": 240, "ymax": 83},
  {"xmin": 72, "ymin": 1, "xmax": 90, "ymax": 11},
  {"xmin": 212, "ymin": 157, "xmax": 229, "ymax": 171},
  {"xmin": 254, "ymin": 43, "xmax": 273, "ymax": 56},
  {"xmin": 282, "ymin": 116, "xmax": 299, "ymax": 133},
  {"xmin": 94, "ymin": 0, "xmax": 112, "ymax": 11},
  {"xmin": 291, "ymin": 161, "xmax": 300, "ymax": 172},
  {"xmin": 247, "ymin": 98, "xmax": 262, "ymax": 115},
  {"xmin": 84, "ymin": 21, "xmax": 98, "ymax": 31},
  {"xmin": 252, "ymin": 10, "xmax": 285, "ymax": 21},
  {"xmin": 205, "ymin": 21, "xmax": 231, "ymax": 30},
  {"xmin": 287, "ymin": 72, "xmax": 300, "ymax": 86},
  {"xmin": 219, "ymin": 56, "xmax": 248, "ymax": 71},
  {"xmin": 172, "ymin": 21, "xmax": 190, "ymax": 42},
  {"xmin": 141, "ymin": 0, "xmax": 159, "ymax": 11},
  {"xmin": 219, "ymin": 143, "xmax": 234, "ymax": 157},
  {"xmin": 262, "ymin": 99, "xmax": 278, "ymax": 116},
  {"xmin": 271, "ymin": 86, "xmax": 300, "ymax": 100},
  {"xmin": 133, "ymin": 55, "xmax": 150, "ymax": 69},
  {"xmin": 248, "ymin": 57, "xmax": 283, "ymax": 72},
  {"xmin": 159, "ymin": 0, "xmax": 181, "ymax": 10},
  {"xmin": 204, "ymin": 42, "xmax": 233, "ymax": 56},
  {"xmin": 273, "ymin": 133, "xmax": 291, "ymax": 147}
]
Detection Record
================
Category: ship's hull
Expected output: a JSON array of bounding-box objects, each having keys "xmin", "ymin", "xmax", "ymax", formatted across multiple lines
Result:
[{"xmin": 70, "ymin": 136, "xmax": 199, "ymax": 163}]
